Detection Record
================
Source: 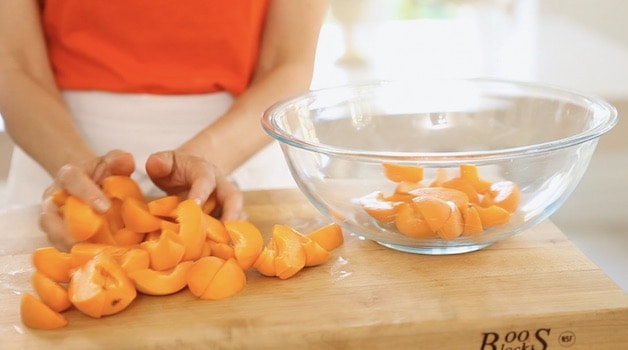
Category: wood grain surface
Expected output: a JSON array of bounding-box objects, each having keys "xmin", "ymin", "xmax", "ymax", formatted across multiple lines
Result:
[{"xmin": 1, "ymin": 189, "xmax": 626, "ymax": 349}]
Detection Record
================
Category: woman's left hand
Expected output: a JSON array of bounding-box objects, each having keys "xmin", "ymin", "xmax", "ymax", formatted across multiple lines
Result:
[{"xmin": 145, "ymin": 150, "xmax": 243, "ymax": 220}]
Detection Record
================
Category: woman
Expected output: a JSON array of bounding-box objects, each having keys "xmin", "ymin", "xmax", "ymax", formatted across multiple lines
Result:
[{"xmin": 0, "ymin": 0, "xmax": 328, "ymax": 249}]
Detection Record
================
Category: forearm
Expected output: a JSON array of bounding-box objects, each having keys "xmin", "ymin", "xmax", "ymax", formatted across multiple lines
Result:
[
  {"xmin": 0, "ymin": 68, "xmax": 95, "ymax": 176},
  {"xmin": 180, "ymin": 62, "xmax": 313, "ymax": 173},
  {"xmin": 179, "ymin": 0, "xmax": 328, "ymax": 174}
]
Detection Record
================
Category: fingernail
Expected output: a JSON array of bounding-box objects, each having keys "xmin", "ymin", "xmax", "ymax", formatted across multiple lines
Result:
[{"xmin": 94, "ymin": 198, "xmax": 111, "ymax": 213}]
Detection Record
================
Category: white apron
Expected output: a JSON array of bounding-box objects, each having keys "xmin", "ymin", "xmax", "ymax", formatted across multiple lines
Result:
[{"xmin": 3, "ymin": 91, "xmax": 295, "ymax": 206}]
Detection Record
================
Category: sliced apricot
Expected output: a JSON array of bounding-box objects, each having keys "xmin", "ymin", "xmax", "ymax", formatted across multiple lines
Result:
[
  {"xmin": 112, "ymin": 227, "xmax": 146, "ymax": 246},
  {"xmin": 88, "ymin": 223, "xmax": 117, "ymax": 245},
  {"xmin": 286, "ymin": 225, "xmax": 330, "ymax": 267},
  {"xmin": 307, "ymin": 223, "xmax": 344, "ymax": 251},
  {"xmin": 253, "ymin": 241, "xmax": 277, "ymax": 277},
  {"xmin": 70, "ymin": 243, "xmax": 131, "ymax": 268},
  {"xmin": 128, "ymin": 261, "xmax": 193, "ymax": 296},
  {"xmin": 394, "ymin": 202, "xmax": 435, "ymax": 238},
  {"xmin": 147, "ymin": 195, "xmax": 179, "ymax": 218},
  {"xmin": 207, "ymin": 240, "xmax": 235, "ymax": 260},
  {"xmin": 204, "ymin": 214, "xmax": 230, "ymax": 244},
  {"xmin": 429, "ymin": 168, "xmax": 449, "ymax": 187},
  {"xmin": 482, "ymin": 180, "xmax": 521, "ymax": 213},
  {"xmin": 69, "ymin": 253, "xmax": 137, "ymax": 318},
  {"xmin": 101, "ymin": 175, "xmax": 144, "ymax": 201},
  {"xmin": 202, "ymin": 192, "xmax": 218, "ymax": 214},
  {"xmin": 201, "ymin": 258, "xmax": 246, "ymax": 300},
  {"xmin": 394, "ymin": 181, "xmax": 425, "ymax": 194},
  {"xmin": 224, "ymin": 220, "xmax": 264, "ymax": 270},
  {"xmin": 117, "ymin": 248, "xmax": 150, "ymax": 274},
  {"xmin": 460, "ymin": 163, "xmax": 491, "ymax": 194},
  {"xmin": 412, "ymin": 197, "xmax": 452, "ymax": 233},
  {"xmin": 63, "ymin": 196, "xmax": 103, "ymax": 242},
  {"xmin": 187, "ymin": 256, "xmax": 224, "ymax": 297},
  {"xmin": 176, "ymin": 199, "xmax": 207, "ymax": 261},
  {"xmin": 436, "ymin": 202, "xmax": 463, "ymax": 240},
  {"xmin": 20, "ymin": 293, "xmax": 68, "ymax": 330},
  {"xmin": 383, "ymin": 163, "xmax": 424, "ymax": 183},
  {"xmin": 121, "ymin": 197, "xmax": 162, "ymax": 233},
  {"xmin": 140, "ymin": 228, "xmax": 185, "ymax": 271},
  {"xmin": 442, "ymin": 177, "xmax": 480, "ymax": 204},
  {"xmin": 409, "ymin": 187, "xmax": 469, "ymax": 216},
  {"xmin": 51, "ymin": 189, "xmax": 70, "ymax": 207},
  {"xmin": 360, "ymin": 191, "xmax": 400, "ymax": 224},
  {"xmin": 472, "ymin": 203, "xmax": 511, "ymax": 227},
  {"xmin": 32, "ymin": 246, "xmax": 73, "ymax": 283},
  {"xmin": 31, "ymin": 271, "xmax": 72, "ymax": 313},
  {"xmin": 271, "ymin": 224, "xmax": 307, "ymax": 280},
  {"xmin": 462, "ymin": 205, "xmax": 484, "ymax": 236}
]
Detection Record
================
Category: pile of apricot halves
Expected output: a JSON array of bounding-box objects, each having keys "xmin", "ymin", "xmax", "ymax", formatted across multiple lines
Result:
[{"xmin": 20, "ymin": 175, "xmax": 343, "ymax": 330}]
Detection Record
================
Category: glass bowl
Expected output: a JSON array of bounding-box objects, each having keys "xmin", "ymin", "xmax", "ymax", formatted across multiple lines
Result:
[{"xmin": 261, "ymin": 79, "xmax": 618, "ymax": 255}]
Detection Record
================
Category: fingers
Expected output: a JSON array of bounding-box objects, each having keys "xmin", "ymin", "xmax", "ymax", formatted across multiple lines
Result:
[
  {"xmin": 146, "ymin": 150, "xmax": 244, "ymax": 220},
  {"xmin": 54, "ymin": 163, "xmax": 111, "ymax": 213},
  {"xmin": 38, "ymin": 196, "xmax": 76, "ymax": 252}
]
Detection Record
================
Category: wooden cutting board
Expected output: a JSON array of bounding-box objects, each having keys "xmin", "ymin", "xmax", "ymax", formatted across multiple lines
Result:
[{"xmin": 0, "ymin": 189, "xmax": 626, "ymax": 349}]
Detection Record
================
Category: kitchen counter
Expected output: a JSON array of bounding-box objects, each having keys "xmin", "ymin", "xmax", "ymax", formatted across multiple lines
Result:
[{"xmin": 1, "ymin": 189, "xmax": 626, "ymax": 349}]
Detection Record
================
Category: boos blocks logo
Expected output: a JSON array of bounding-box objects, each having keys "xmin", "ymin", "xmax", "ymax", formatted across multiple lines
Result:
[{"xmin": 479, "ymin": 328, "xmax": 577, "ymax": 349}]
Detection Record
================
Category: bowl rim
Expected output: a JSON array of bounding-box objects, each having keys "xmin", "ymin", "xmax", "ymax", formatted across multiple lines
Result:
[{"xmin": 261, "ymin": 78, "xmax": 619, "ymax": 162}]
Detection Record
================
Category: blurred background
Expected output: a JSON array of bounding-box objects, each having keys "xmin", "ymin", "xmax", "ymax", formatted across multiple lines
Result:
[{"xmin": 0, "ymin": 0, "xmax": 625, "ymax": 288}]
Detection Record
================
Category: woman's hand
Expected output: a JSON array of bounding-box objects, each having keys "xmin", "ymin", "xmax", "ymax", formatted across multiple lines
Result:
[
  {"xmin": 145, "ymin": 150, "xmax": 243, "ymax": 220},
  {"xmin": 38, "ymin": 150, "xmax": 136, "ymax": 251}
]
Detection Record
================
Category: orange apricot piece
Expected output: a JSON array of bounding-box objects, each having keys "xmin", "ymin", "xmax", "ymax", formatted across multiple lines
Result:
[
  {"xmin": 253, "ymin": 241, "xmax": 277, "ymax": 277},
  {"xmin": 201, "ymin": 258, "xmax": 246, "ymax": 300},
  {"xmin": 204, "ymin": 214, "xmax": 231, "ymax": 244},
  {"xmin": 472, "ymin": 203, "xmax": 511, "ymax": 227},
  {"xmin": 291, "ymin": 227, "xmax": 331, "ymax": 267},
  {"xmin": 88, "ymin": 222, "xmax": 117, "ymax": 245},
  {"xmin": 394, "ymin": 181, "xmax": 425, "ymax": 194},
  {"xmin": 32, "ymin": 246, "xmax": 73, "ymax": 283},
  {"xmin": 412, "ymin": 197, "xmax": 453, "ymax": 233},
  {"xmin": 482, "ymin": 180, "xmax": 521, "ymax": 213},
  {"xmin": 52, "ymin": 189, "xmax": 70, "ymax": 207},
  {"xmin": 140, "ymin": 229, "xmax": 185, "ymax": 271},
  {"xmin": 31, "ymin": 271, "xmax": 72, "ymax": 313},
  {"xmin": 224, "ymin": 220, "xmax": 264, "ymax": 270},
  {"xmin": 147, "ymin": 195, "xmax": 179, "ymax": 218},
  {"xmin": 208, "ymin": 241, "xmax": 235, "ymax": 260},
  {"xmin": 271, "ymin": 224, "xmax": 307, "ymax": 280},
  {"xmin": 112, "ymin": 227, "xmax": 146, "ymax": 246},
  {"xmin": 70, "ymin": 243, "xmax": 131, "ymax": 268},
  {"xmin": 409, "ymin": 187, "xmax": 469, "ymax": 216},
  {"xmin": 63, "ymin": 196, "xmax": 103, "ymax": 242},
  {"xmin": 394, "ymin": 202, "xmax": 435, "ymax": 238},
  {"xmin": 202, "ymin": 192, "xmax": 218, "ymax": 214},
  {"xmin": 383, "ymin": 163, "xmax": 424, "ymax": 183},
  {"xmin": 187, "ymin": 256, "xmax": 224, "ymax": 297},
  {"xmin": 69, "ymin": 253, "xmax": 137, "ymax": 318},
  {"xmin": 429, "ymin": 168, "xmax": 449, "ymax": 187},
  {"xmin": 121, "ymin": 197, "xmax": 162, "ymax": 233},
  {"xmin": 117, "ymin": 248, "xmax": 150, "ymax": 274},
  {"xmin": 436, "ymin": 202, "xmax": 464, "ymax": 240},
  {"xmin": 442, "ymin": 177, "xmax": 480, "ymax": 204},
  {"xmin": 176, "ymin": 199, "xmax": 207, "ymax": 261},
  {"xmin": 128, "ymin": 261, "xmax": 194, "ymax": 296},
  {"xmin": 20, "ymin": 293, "xmax": 68, "ymax": 330},
  {"xmin": 307, "ymin": 223, "xmax": 344, "ymax": 251},
  {"xmin": 462, "ymin": 205, "xmax": 484, "ymax": 236},
  {"xmin": 460, "ymin": 163, "xmax": 491, "ymax": 194},
  {"xmin": 360, "ymin": 191, "xmax": 400, "ymax": 224},
  {"xmin": 101, "ymin": 175, "xmax": 144, "ymax": 201},
  {"xmin": 161, "ymin": 219, "xmax": 180, "ymax": 233}
]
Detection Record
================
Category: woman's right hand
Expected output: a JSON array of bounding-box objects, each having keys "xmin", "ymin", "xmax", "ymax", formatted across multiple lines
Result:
[{"xmin": 38, "ymin": 149, "xmax": 136, "ymax": 251}]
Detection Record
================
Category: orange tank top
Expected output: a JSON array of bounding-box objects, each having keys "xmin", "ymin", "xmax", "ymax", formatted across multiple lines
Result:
[{"xmin": 40, "ymin": 0, "xmax": 270, "ymax": 95}]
